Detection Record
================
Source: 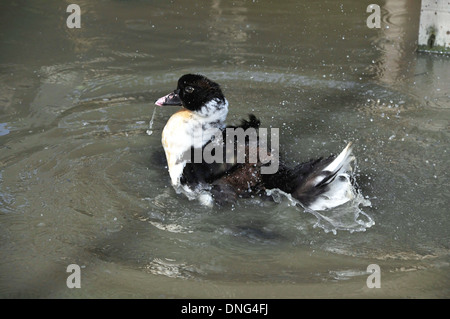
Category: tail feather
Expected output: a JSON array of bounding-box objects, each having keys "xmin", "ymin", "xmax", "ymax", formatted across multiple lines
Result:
[
  {"xmin": 323, "ymin": 142, "xmax": 353, "ymax": 172},
  {"xmin": 311, "ymin": 142, "xmax": 354, "ymax": 188},
  {"xmin": 289, "ymin": 142, "xmax": 357, "ymax": 210}
]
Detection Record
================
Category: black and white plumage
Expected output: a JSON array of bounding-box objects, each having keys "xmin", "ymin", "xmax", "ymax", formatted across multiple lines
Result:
[{"xmin": 155, "ymin": 74, "xmax": 359, "ymax": 210}]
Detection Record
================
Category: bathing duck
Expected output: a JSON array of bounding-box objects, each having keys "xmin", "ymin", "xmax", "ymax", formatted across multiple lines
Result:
[{"xmin": 155, "ymin": 74, "xmax": 358, "ymax": 210}]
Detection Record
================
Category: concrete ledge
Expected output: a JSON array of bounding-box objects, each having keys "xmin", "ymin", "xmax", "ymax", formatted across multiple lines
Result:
[{"xmin": 418, "ymin": 0, "xmax": 450, "ymax": 54}]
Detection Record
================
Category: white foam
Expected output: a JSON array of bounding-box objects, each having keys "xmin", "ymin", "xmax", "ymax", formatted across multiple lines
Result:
[{"xmin": 266, "ymin": 184, "xmax": 373, "ymax": 234}]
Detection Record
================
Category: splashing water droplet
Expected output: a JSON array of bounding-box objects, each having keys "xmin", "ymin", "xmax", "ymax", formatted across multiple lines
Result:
[{"xmin": 146, "ymin": 106, "xmax": 157, "ymax": 136}]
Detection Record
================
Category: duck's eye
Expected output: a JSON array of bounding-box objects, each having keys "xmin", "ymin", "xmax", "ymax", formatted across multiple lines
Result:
[{"xmin": 184, "ymin": 86, "xmax": 194, "ymax": 94}]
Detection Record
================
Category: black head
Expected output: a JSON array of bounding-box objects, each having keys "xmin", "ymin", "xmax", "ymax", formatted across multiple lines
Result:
[{"xmin": 155, "ymin": 74, "xmax": 226, "ymax": 112}]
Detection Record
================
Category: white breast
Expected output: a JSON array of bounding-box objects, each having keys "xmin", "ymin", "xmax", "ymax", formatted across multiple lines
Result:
[{"xmin": 161, "ymin": 99, "xmax": 228, "ymax": 187}]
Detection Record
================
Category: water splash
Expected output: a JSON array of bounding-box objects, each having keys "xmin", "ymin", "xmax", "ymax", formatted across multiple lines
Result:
[
  {"xmin": 266, "ymin": 188, "xmax": 373, "ymax": 234},
  {"xmin": 0, "ymin": 123, "xmax": 10, "ymax": 136},
  {"xmin": 146, "ymin": 106, "xmax": 157, "ymax": 136}
]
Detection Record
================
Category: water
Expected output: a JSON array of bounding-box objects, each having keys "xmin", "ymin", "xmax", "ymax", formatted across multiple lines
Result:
[{"xmin": 0, "ymin": 0, "xmax": 449, "ymax": 298}]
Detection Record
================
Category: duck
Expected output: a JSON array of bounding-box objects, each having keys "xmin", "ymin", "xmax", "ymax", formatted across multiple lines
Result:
[{"xmin": 155, "ymin": 74, "xmax": 359, "ymax": 210}]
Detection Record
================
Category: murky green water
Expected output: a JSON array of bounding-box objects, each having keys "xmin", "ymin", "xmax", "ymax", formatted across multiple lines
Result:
[{"xmin": 0, "ymin": 0, "xmax": 449, "ymax": 298}]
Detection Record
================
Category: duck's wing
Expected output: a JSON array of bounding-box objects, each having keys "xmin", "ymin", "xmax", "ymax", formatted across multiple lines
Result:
[{"xmin": 180, "ymin": 114, "xmax": 261, "ymax": 188}]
